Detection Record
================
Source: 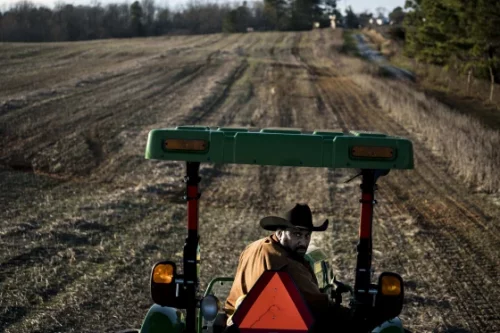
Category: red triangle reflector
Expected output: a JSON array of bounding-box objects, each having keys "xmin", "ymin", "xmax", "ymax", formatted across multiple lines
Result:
[{"xmin": 232, "ymin": 270, "xmax": 314, "ymax": 333}]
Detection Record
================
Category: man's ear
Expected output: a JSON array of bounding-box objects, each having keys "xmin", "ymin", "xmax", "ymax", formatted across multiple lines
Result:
[{"xmin": 275, "ymin": 230, "xmax": 283, "ymax": 240}]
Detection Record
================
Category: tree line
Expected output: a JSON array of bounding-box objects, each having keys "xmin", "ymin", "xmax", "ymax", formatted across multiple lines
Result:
[
  {"xmin": 403, "ymin": 0, "xmax": 500, "ymax": 98},
  {"xmin": 0, "ymin": 0, "xmax": 339, "ymax": 42}
]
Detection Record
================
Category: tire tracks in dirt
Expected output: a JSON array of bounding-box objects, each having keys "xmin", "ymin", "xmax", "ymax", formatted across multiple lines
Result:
[
  {"xmin": 256, "ymin": 33, "xmax": 298, "ymax": 212},
  {"xmin": 88, "ymin": 34, "xmax": 265, "ymax": 185},
  {"xmin": 1, "ymin": 36, "xmax": 251, "ymax": 181},
  {"xmin": 0, "ymin": 34, "xmax": 222, "ymax": 99},
  {"xmin": 181, "ymin": 61, "xmax": 250, "ymax": 125},
  {"xmin": 4, "ymin": 33, "xmax": 284, "ymax": 333},
  {"xmin": 1, "ymin": 46, "xmax": 248, "ymax": 254},
  {"xmin": 1, "ymin": 33, "xmax": 240, "ymax": 135},
  {"xmin": 290, "ymin": 31, "xmax": 360, "ymax": 257},
  {"xmin": 0, "ymin": 34, "xmax": 258, "ymax": 332}
]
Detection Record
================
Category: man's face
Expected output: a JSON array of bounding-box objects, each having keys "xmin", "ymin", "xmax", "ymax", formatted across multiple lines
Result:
[{"xmin": 277, "ymin": 228, "xmax": 312, "ymax": 256}]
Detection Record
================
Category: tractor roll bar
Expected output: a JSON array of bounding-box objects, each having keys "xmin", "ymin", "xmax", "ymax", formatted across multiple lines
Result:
[
  {"xmin": 353, "ymin": 169, "xmax": 388, "ymax": 321},
  {"xmin": 184, "ymin": 161, "xmax": 201, "ymax": 333},
  {"xmin": 181, "ymin": 161, "xmax": 388, "ymax": 331},
  {"xmin": 354, "ymin": 170, "xmax": 375, "ymax": 295}
]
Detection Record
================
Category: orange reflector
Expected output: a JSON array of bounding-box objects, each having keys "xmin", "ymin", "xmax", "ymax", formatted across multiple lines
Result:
[
  {"xmin": 153, "ymin": 264, "xmax": 174, "ymax": 284},
  {"xmin": 165, "ymin": 139, "xmax": 207, "ymax": 151},
  {"xmin": 381, "ymin": 275, "xmax": 401, "ymax": 296},
  {"xmin": 351, "ymin": 146, "xmax": 394, "ymax": 159},
  {"xmin": 232, "ymin": 271, "xmax": 314, "ymax": 333}
]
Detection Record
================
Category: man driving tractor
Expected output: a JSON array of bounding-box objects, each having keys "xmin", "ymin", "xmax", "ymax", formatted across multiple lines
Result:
[
  {"xmin": 137, "ymin": 128, "xmax": 413, "ymax": 333},
  {"xmin": 224, "ymin": 203, "xmax": 352, "ymax": 330}
]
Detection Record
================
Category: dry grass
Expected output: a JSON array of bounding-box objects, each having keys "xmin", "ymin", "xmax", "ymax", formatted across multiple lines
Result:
[
  {"xmin": 391, "ymin": 54, "xmax": 500, "ymax": 107},
  {"xmin": 352, "ymin": 74, "xmax": 500, "ymax": 192},
  {"xmin": 362, "ymin": 28, "xmax": 400, "ymax": 58},
  {"xmin": 363, "ymin": 26, "xmax": 500, "ymax": 107}
]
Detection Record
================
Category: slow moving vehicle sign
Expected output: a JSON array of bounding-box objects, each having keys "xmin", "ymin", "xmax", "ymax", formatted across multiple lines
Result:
[{"xmin": 231, "ymin": 270, "xmax": 314, "ymax": 333}]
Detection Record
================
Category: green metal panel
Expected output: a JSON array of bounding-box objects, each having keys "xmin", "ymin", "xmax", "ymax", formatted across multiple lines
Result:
[
  {"xmin": 371, "ymin": 317, "xmax": 404, "ymax": 333},
  {"xmin": 140, "ymin": 305, "xmax": 185, "ymax": 333},
  {"xmin": 261, "ymin": 128, "xmax": 303, "ymax": 134},
  {"xmin": 305, "ymin": 247, "xmax": 329, "ymax": 262},
  {"xmin": 145, "ymin": 126, "xmax": 414, "ymax": 170},
  {"xmin": 304, "ymin": 247, "xmax": 330, "ymax": 289}
]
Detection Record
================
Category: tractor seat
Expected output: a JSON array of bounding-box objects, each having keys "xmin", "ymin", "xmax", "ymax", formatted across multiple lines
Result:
[{"xmin": 213, "ymin": 312, "xmax": 227, "ymax": 333}]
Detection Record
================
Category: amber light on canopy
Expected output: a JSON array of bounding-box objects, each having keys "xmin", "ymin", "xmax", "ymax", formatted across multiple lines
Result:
[
  {"xmin": 153, "ymin": 264, "xmax": 174, "ymax": 284},
  {"xmin": 165, "ymin": 139, "xmax": 207, "ymax": 151},
  {"xmin": 351, "ymin": 146, "xmax": 394, "ymax": 159},
  {"xmin": 381, "ymin": 275, "xmax": 401, "ymax": 296}
]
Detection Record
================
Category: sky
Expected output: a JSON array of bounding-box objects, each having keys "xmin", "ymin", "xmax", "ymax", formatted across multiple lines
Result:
[{"xmin": 0, "ymin": 0, "xmax": 406, "ymax": 14}]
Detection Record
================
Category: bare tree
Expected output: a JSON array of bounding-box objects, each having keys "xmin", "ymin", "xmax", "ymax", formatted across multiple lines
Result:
[{"xmin": 141, "ymin": 0, "xmax": 155, "ymax": 33}]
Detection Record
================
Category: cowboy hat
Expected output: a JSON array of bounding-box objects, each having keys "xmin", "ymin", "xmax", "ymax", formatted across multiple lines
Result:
[{"xmin": 260, "ymin": 203, "xmax": 328, "ymax": 232}]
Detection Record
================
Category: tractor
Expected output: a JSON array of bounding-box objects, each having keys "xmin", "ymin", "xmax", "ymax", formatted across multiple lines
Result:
[{"xmin": 120, "ymin": 126, "xmax": 414, "ymax": 333}]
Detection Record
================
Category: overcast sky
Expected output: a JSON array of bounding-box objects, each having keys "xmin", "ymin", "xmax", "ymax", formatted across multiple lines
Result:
[{"xmin": 0, "ymin": 0, "xmax": 406, "ymax": 14}]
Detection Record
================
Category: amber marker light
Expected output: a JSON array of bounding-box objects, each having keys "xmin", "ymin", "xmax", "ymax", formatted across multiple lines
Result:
[
  {"xmin": 351, "ymin": 146, "xmax": 394, "ymax": 159},
  {"xmin": 381, "ymin": 275, "xmax": 401, "ymax": 296},
  {"xmin": 153, "ymin": 263, "xmax": 174, "ymax": 284},
  {"xmin": 165, "ymin": 139, "xmax": 207, "ymax": 151}
]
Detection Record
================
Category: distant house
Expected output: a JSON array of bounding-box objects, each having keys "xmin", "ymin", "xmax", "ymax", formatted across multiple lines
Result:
[
  {"xmin": 378, "ymin": 16, "xmax": 390, "ymax": 25},
  {"xmin": 329, "ymin": 15, "xmax": 336, "ymax": 29}
]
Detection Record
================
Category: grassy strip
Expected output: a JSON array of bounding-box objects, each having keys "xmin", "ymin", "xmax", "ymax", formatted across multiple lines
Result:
[
  {"xmin": 341, "ymin": 30, "xmax": 500, "ymax": 192},
  {"xmin": 362, "ymin": 27, "xmax": 500, "ymax": 108},
  {"xmin": 340, "ymin": 29, "xmax": 410, "ymax": 81},
  {"xmin": 352, "ymin": 74, "xmax": 500, "ymax": 193},
  {"xmin": 340, "ymin": 30, "xmax": 360, "ymax": 57},
  {"xmin": 390, "ymin": 53, "xmax": 500, "ymax": 107},
  {"xmin": 361, "ymin": 28, "xmax": 400, "ymax": 59}
]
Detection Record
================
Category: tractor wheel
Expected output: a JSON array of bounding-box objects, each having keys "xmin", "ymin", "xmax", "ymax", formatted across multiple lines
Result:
[{"xmin": 117, "ymin": 329, "xmax": 140, "ymax": 333}]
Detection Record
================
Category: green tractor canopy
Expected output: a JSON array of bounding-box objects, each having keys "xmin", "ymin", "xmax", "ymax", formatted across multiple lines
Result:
[{"xmin": 145, "ymin": 126, "xmax": 413, "ymax": 169}]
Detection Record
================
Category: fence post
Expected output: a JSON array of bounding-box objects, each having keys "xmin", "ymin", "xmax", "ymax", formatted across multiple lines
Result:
[{"xmin": 489, "ymin": 66, "xmax": 495, "ymax": 102}]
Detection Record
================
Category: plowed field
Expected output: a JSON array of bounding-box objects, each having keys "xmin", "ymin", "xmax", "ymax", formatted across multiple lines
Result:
[{"xmin": 1, "ymin": 29, "xmax": 499, "ymax": 333}]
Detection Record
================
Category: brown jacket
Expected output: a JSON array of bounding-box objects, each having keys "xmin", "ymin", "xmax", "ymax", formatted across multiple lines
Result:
[{"xmin": 224, "ymin": 234, "xmax": 330, "ymax": 317}]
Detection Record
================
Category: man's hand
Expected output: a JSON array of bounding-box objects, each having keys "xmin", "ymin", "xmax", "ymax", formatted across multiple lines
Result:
[
  {"xmin": 332, "ymin": 276, "xmax": 353, "ymax": 294},
  {"xmin": 331, "ymin": 276, "xmax": 353, "ymax": 305}
]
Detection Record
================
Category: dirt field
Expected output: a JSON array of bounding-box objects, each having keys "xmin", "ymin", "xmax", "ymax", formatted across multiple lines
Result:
[{"xmin": 1, "ymin": 29, "xmax": 499, "ymax": 333}]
